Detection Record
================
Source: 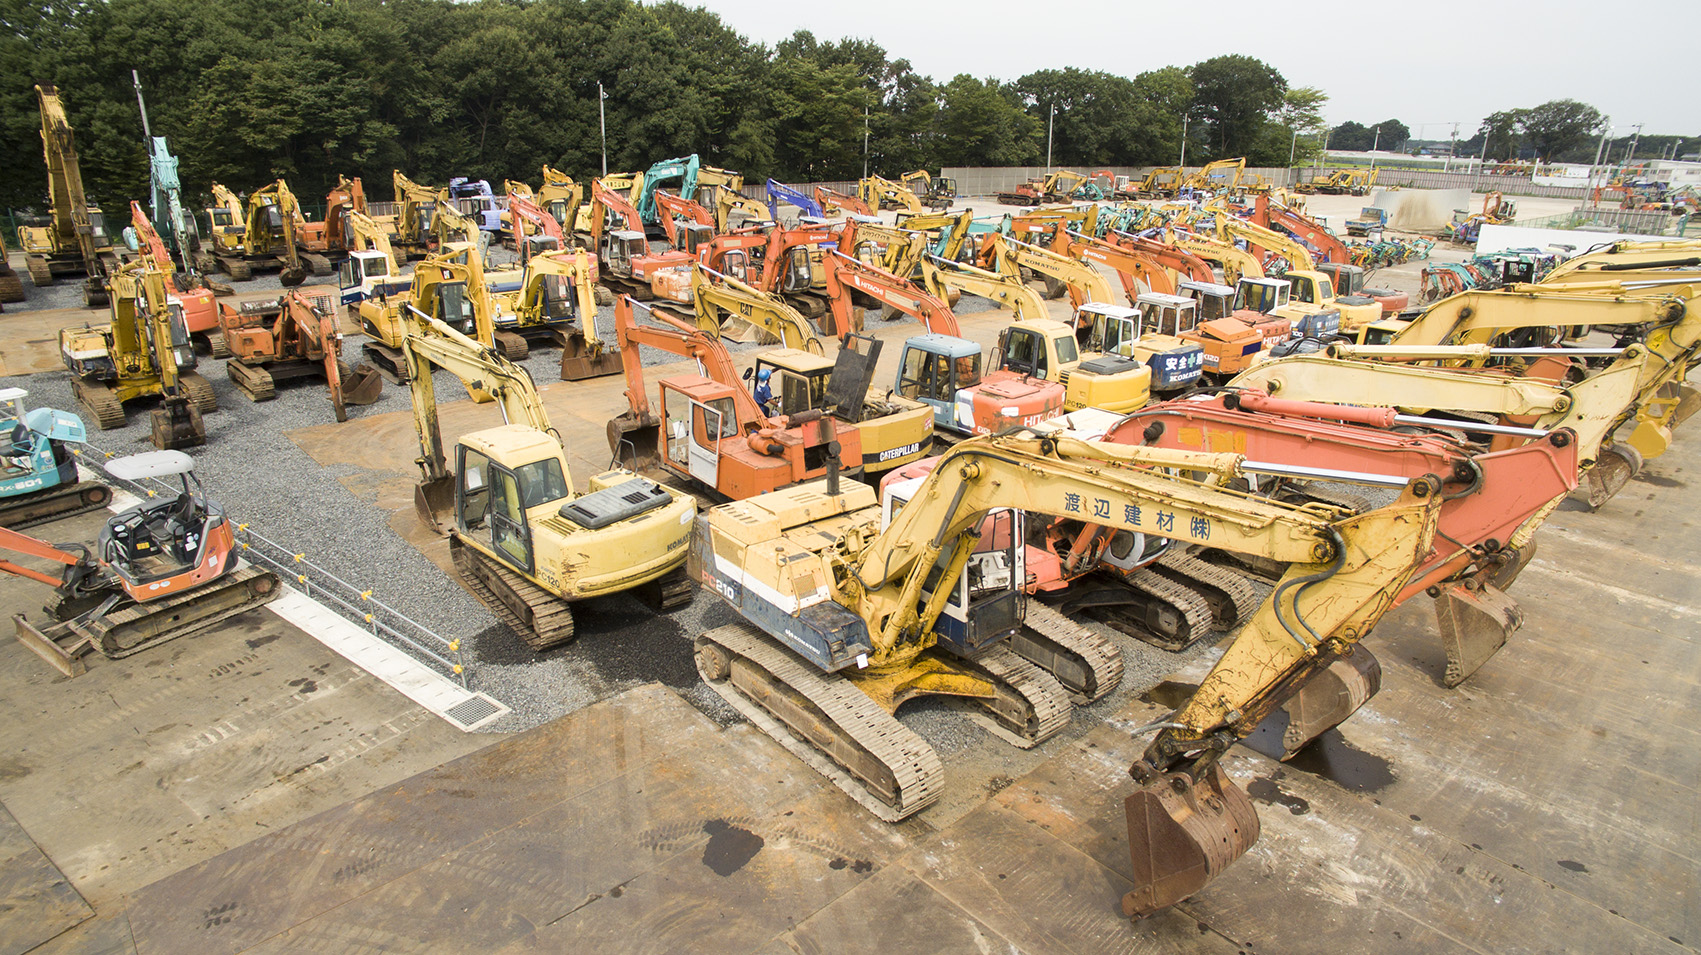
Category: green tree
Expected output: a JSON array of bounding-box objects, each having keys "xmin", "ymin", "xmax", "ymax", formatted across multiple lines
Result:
[
  {"xmin": 934, "ymin": 75, "xmax": 1040, "ymax": 167},
  {"xmin": 1013, "ymin": 68, "xmax": 1146, "ymax": 167},
  {"xmin": 1130, "ymin": 66, "xmax": 1192, "ymax": 165},
  {"xmin": 1186, "ymin": 55, "xmax": 1286, "ymax": 159},
  {"xmin": 1521, "ymin": 99, "xmax": 1606, "ymax": 161}
]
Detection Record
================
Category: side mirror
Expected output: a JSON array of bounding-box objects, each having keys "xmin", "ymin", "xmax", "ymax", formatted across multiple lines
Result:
[{"xmin": 742, "ymin": 367, "xmax": 754, "ymax": 381}]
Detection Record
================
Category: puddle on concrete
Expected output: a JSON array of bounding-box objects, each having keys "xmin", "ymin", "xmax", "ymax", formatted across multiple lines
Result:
[
  {"xmin": 701, "ymin": 818, "xmax": 764, "ymax": 876},
  {"xmin": 1246, "ymin": 773, "xmax": 1310, "ymax": 815}
]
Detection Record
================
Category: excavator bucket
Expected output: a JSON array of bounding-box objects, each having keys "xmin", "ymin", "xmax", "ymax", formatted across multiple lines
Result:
[
  {"xmin": 1274, "ymin": 650, "xmax": 1382, "ymax": 760},
  {"xmin": 1584, "ymin": 441, "xmax": 1643, "ymax": 509},
  {"xmin": 280, "ymin": 266, "xmax": 308, "ymax": 288},
  {"xmin": 1122, "ymin": 763, "xmax": 1260, "ymax": 919},
  {"xmin": 341, "ymin": 361, "xmax": 384, "ymax": 406},
  {"xmin": 414, "ymin": 477, "xmax": 456, "ymax": 535},
  {"xmin": 560, "ymin": 332, "xmax": 623, "ymax": 381},
  {"xmin": 606, "ymin": 413, "xmax": 661, "ymax": 472},
  {"xmin": 1433, "ymin": 579, "xmax": 1523, "ymax": 688},
  {"xmin": 149, "ymin": 398, "xmax": 205, "ymax": 450},
  {"xmin": 1671, "ymin": 382, "xmax": 1701, "ymax": 428}
]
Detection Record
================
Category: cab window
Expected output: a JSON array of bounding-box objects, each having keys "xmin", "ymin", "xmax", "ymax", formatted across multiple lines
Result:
[
  {"xmin": 514, "ymin": 457, "xmax": 571, "ymax": 508},
  {"xmin": 778, "ymin": 370, "xmax": 826, "ymax": 417},
  {"xmin": 1003, "ymin": 329, "xmax": 1045, "ymax": 377},
  {"xmin": 459, "ymin": 449, "xmax": 492, "ymax": 528},
  {"xmin": 692, "ymin": 397, "xmax": 738, "ymax": 449},
  {"xmin": 1052, "ymin": 335, "xmax": 1079, "ymax": 365}
]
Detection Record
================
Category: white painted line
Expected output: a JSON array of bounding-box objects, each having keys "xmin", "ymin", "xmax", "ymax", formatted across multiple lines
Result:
[
  {"xmin": 263, "ymin": 583, "xmax": 507, "ymax": 731},
  {"xmin": 86, "ymin": 464, "xmax": 507, "ymax": 732}
]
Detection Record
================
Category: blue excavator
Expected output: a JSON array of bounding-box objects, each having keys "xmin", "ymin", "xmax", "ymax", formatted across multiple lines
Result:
[{"xmin": 0, "ymin": 388, "xmax": 111, "ymax": 528}]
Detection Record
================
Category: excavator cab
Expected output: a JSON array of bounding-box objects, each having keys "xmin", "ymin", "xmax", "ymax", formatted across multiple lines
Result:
[
  {"xmin": 603, "ymin": 230, "xmax": 648, "ymax": 279},
  {"xmin": 1134, "ymin": 294, "xmax": 1198, "ymax": 339},
  {"xmin": 1233, "ymin": 277, "xmax": 1289, "ymax": 315},
  {"xmin": 1178, "ymin": 279, "xmax": 1236, "ymax": 323},
  {"xmin": 675, "ymin": 223, "xmax": 713, "ymax": 258},
  {"xmin": 429, "ymin": 281, "xmax": 477, "ymax": 336},
  {"xmin": 881, "ymin": 475, "xmax": 1023, "ymax": 655},
  {"xmin": 779, "ymin": 246, "xmax": 815, "ymax": 294},
  {"xmin": 750, "ymin": 351, "xmax": 832, "ymax": 418}
]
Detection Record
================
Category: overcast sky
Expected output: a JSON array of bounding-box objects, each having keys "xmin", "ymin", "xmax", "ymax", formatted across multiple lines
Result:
[{"xmin": 691, "ymin": 0, "xmax": 1700, "ymax": 138}]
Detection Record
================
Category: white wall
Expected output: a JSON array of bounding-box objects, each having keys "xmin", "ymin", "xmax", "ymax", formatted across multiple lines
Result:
[{"xmin": 1476, "ymin": 223, "xmax": 1671, "ymax": 256}]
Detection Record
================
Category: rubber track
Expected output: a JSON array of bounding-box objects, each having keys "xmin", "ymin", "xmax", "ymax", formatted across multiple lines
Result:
[
  {"xmin": 963, "ymin": 645, "xmax": 1072, "ymax": 748},
  {"xmin": 0, "ymin": 482, "xmax": 113, "ymax": 530},
  {"xmin": 449, "ymin": 538, "xmax": 576, "ymax": 650},
  {"xmin": 1015, "ymin": 602, "xmax": 1125, "ymax": 704},
  {"xmin": 228, "ymin": 362, "xmax": 275, "ymax": 402},
  {"xmin": 696, "ymin": 622, "xmax": 943, "ymax": 822},
  {"xmin": 180, "ymin": 372, "xmax": 219, "ymax": 412},
  {"xmin": 84, "ymin": 566, "xmax": 280, "ymax": 658},
  {"xmin": 0, "ymin": 272, "xmax": 24, "ymax": 302},
  {"xmin": 1152, "ymin": 551, "xmax": 1262, "ymax": 632},
  {"xmin": 72, "ymin": 378, "xmax": 127, "ymax": 430}
]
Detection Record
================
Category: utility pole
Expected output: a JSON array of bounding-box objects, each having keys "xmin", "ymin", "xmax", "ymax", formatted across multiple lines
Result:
[
  {"xmin": 1446, "ymin": 122, "xmax": 1459, "ymax": 174},
  {"xmin": 1474, "ymin": 134, "xmax": 1489, "ymax": 192},
  {"xmin": 862, "ymin": 105, "xmax": 869, "ymax": 179},
  {"xmin": 1592, "ymin": 121, "xmax": 1612, "ymax": 193},
  {"xmin": 598, "ymin": 82, "xmax": 608, "ymax": 177},
  {"xmin": 1046, "ymin": 102, "xmax": 1056, "ymax": 174},
  {"xmin": 1370, "ymin": 126, "xmax": 1381, "ymax": 169},
  {"xmin": 1288, "ymin": 128, "xmax": 1299, "ymax": 169},
  {"xmin": 1179, "ymin": 115, "xmax": 1189, "ymax": 169}
]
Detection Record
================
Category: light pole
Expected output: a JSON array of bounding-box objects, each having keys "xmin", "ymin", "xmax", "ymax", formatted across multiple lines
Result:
[
  {"xmin": 862, "ymin": 105, "xmax": 869, "ymax": 179},
  {"xmin": 598, "ymin": 82, "xmax": 608, "ymax": 177},
  {"xmin": 1046, "ymin": 102, "xmax": 1057, "ymax": 174},
  {"xmin": 1625, "ymin": 123, "xmax": 1644, "ymax": 170},
  {"xmin": 1179, "ymin": 115, "xmax": 1188, "ymax": 169},
  {"xmin": 1446, "ymin": 122, "xmax": 1458, "ymax": 174},
  {"xmin": 1288, "ymin": 128, "xmax": 1299, "ymax": 169},
  {"xmin": 1370, "ymin": 126, "xmax": 1381, "ymax": 169}
]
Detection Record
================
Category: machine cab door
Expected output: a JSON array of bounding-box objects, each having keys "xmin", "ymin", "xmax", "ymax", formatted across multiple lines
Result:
[
  {"xmin": 997, "ymin": 326, "xmax": 1048, "ymax": 379},
  {"xmin": 721, "ymin": 250, "xmax": 749, "ymax": 283},
  {"xmin": 685, "ymin": 401, "xmax": 725, "ymax": 487},
  {"xmin": 455, "ymin": 447, "xmax": 534, "ymax": 573},
  {"xmin": 782, "ymin": 246, "xmax": 814, "ymax": 293},
  {"xmin": 661, "ymin": 385, "xmax": 730, "ymax": 488}
]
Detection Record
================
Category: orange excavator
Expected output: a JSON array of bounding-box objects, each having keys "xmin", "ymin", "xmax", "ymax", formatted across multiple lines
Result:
[
  {"xmin": 127, "ymin": 201, "xmax": 226, "ymax": 357},
  {"xmin": 1053, "ymin": 228, "xmax": 1215, "ymax": 300},
  {"xmin": 6, "ymin": 450, "xmax": 279, "ymax": 676},
  {"xmin": 607, "ymin": 296, "xmax": 860, "ymax": 499},
  {"xmin": 820, "ymin": 250, "xmax": 959, "ymax": 338},
  {"xmin": 585, "ymin": 180, "xmax": 694, "ymax": 299},
  {"xmin": 754, "ymin": 223, "xmax": 839, "ymax": 322},
  {"xmin": 507, "ymin": 192, "xmax": 570, "ymax": 263},
  {"xmin": 653, "ymin": 190, "xmax": 717, "ymax": 257},
  {"xmin": 218, "ymin": 287, "xmax": 382, "ymax": 421},
  {"xmin": 815, "ymin": 185, "xmax": 872, "ymax": 218},
  {"xmin": 1247, "ymin": 193, "xmax": 1348, "ymax": 265}
]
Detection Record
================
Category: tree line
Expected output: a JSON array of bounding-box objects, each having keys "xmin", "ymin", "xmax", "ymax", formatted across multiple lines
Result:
[
  {"xmin": 2, "ymin": 0, "xmax": 1330, "ymax": 212},
  {"xmin": 1329, "ymin": 100, "xmax": 1695, "ymax": 166}
]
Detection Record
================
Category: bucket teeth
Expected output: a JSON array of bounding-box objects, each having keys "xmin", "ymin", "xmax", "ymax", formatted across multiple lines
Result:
[
  {"xmin": 1122, "ymin": 763, "xmax": 1259, "ymax": 919},
  {"xmin": 1275, "ymin": 650, "xmax": 1383, "ymax": 760},
  {"xmin": 1434, "ymin": 580, "xmax": 1523, "ymax": 688}
]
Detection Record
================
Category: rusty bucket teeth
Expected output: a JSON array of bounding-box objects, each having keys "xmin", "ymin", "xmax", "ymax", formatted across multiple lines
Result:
[
  {"xmin": 1276, "ymin": 650, "xmax": 1383, "ymax": 760},
  {"xmin": 1584, "ymin": 442, "xmax": 1643, "ymax": 510},
  {"xmin": 414, "ymin": 478, "xmax": 455, "ymax": 535},
  {"xmin": 1122, "ymin": 763, "xmax": 1260, "ymax": 919},
  {"xmin": 1434, "ymin": 580, "xmax": 1523, "ymax": 688}
]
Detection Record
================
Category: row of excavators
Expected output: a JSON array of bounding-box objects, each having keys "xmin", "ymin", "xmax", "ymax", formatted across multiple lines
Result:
[{"xmin": 10, "ymin": 82, "xmax": 1699, "ymax": 929}]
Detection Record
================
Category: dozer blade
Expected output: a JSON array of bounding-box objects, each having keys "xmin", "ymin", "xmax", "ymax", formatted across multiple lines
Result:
[
  {"xmin": 342, "ymin": 362, "xmax": 384, "ymax": 406},
  {"xmin": 1434, "ymin": 579, "xmax": 1523, "ymax": 688},
  {"xmin": 560, "ymin": 336, "xmax": 623, "ymax": 381},
  {"xmin": 415, "ymin": 477, "xmax": 456, "ymax": 536},
  {"xmin": 12, "ymin": 613, "xmax": 87, "ymax": 678},
  {"xmin": 1275, "ymin": 650, "xmax": 1382, "ymax": 760},
  {"xmin": 1122, "ymin": 763, "xmax": 1259, "ymax": 919},
  {"xmin": 150, "ymin": 399, "xmax": 206, "ymax": 450},
  {"xmin": 1584, "ymin": 441, "xmax": 1643, "ymax": 509},
  {"xmin": 606, "ymin": 413, "xmax": 661, "ymax": 473}
]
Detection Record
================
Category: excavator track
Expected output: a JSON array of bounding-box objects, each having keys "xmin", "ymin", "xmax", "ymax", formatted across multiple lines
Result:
[
  {"xmin": 449, "ymin": 537, "xmax": 576, "ymax": 651},
  {"xmin": 493, "ymin": 331, "xmax": 530, "ymax": 362},
  {"xmin": 647, "ymin": 568, "xmax": 696, "ymax": 612},
  {"xmin": 960, "ymin": 644, "xmax": 1073, "ymax": 747},
  {"xmin": 219, "ymin": 257, "xmax": 252, "ymax": 281},
  {"xmin": 1010, "ymin": 602, "xmax": 1125, "ymax": 704},
  {"xmin": 26, "ymin": 257, "xmax": 53, "ymax": 287},
  {"xmin": 361, "ymin": 341, "xmax": 411, "ymax": 384},
  {"xmin": 204, "ymin": 331, "xmax": 232, "ymax": 359},
  {"xmin": 695, "ymin": 622, "xmax": 944, "ymax": 822},
  {"xmin": 302, "ymin": 252, "xmax": 333, "ymax": 276},
  {"xmin": 81, "ymin": 566, "xmax": 280, "ymax": 658},
  {"xmin": 0, "ymin": 271, "xmax": 24, "ymax": 303},
  {"xmin": 227, "ymin": 361, "xmax": 275, "ymax": 402},
  {"xmin": 1284, "ymin": 482, "xmax": 1376, "ymax": 514},
  {"xmin": 1150, "ymin": 551, "xmax": 1262, "ymax": 632},
  {"xmin": 0, "ymin": 481, "xmax": 114, "ymax": 530},
  {"xmin": 71, "ymin": 378, "xmax": 127, "ymax": 430},
  {"xmin": 1071, "ymin": 568, "xmax": 1215, "ymax": 651},
  {"xmin": 179, "ymin": 372, "xmax": 219, "ymax": 413}
]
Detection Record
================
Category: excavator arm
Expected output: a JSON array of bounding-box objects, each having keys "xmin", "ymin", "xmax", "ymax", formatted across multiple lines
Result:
[
  {"xmin": 815, "ymin": 185, "xmax": 872, "ymax": 218},
  {"xmin": 838, "ymin": 221, "xmax": 929, "ymax": 277},
  {"xmin": 1252, "ymin": 194, "xmax": 1347, "ymax": 265},
  {"xmin": 1058, "ymin": 229, "xmax": 1216, "ymax": 301},
  {"xmin": 715, "ymin": 191, "xmax": 773, "ymax": 232},
  {"xmin": 654, "ymin": 191, "xmax": 714, "ymax": 247},
  {"xmin": 129, "ymin": 201, "xmax": 173, "ymax": 272},
  {"xmin": 822, "ymin": 251, "xmax": 960, "ymax": 337},
  {"xmin": 613, "ymin": 295, "xmax": 768, "ymax": 427},
  {"xmin": 431, "ymin": 191, "xmax": 483, "ymax": 249},
  {"xmin": 1167, "ymin": 228, "xmax": 1265, "ymax": 284},
  {"xmin": 690, "ymin": 264, "xmax": 824, "ymax": 354},
  {"xmin": 1212, "ymin": 212, "xmax": 1315, "ymax": 273},
  {"xmin": 983, "ymin": 233, "xmax": 1115, "ymax": 307},
  {"xmin": 33, "ymin": 85, "xmax": 107, "ymax": 285},
  {"xmin": 346, "ymin": 211, "xmax": 400, "ymax": 272},
  {"xmin": 919, "ymin": 256, "xmax": 1050, "ymax": 321},
  {"xmin": 859, "ymin": 176, "xmax": 924, "ymax": 215}
]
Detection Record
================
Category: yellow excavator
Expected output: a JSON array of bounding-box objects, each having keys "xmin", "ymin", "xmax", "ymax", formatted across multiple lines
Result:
[
  {"xmin": 240, "ymin": 181, "xmax": 312, "ymax": 285},
  {"xmin": 360, "ymin": 242, "xmax": 511, "ymax": 379},
  {"xmin": 20, "ymin": 84, "xmax": 121, "ymax": 305},
  {"xmin": 197, "ymin": 183, "xmax": 252, "ymax": 280},
  {"xmin": 1183, "ymin": 157, "xmax": 1246, "ymax": 195},
  {"xmin": 677, "ymin": 263, "xmax": 824, "ymax": 354},
  {"xmin": 59, "ymin": 261, "xmax": 217, "ymax": 445},
  {"xmin": 499, "ymin": 248, "xmax": 617, "ymax": 380},
  {"xmin": 688, "ymin": 430, "xmax": 1444, "ymax": 918},
  {"xmin": 392, "ymin": 171, "xmax": 440, "ymax": 259},
  {"xmin": 404, "ymin": 307, "xmax": 698, "ymax": 651},
  {"xmin": 859, "ymin": 175, "xmax": 925, "ymax": 215}
]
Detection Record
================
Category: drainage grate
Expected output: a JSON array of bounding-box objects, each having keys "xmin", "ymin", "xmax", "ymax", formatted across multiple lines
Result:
[{"xmin": 443, "ymin": 694, "xmax": 508, "ymax": 730}]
